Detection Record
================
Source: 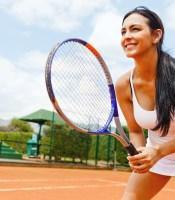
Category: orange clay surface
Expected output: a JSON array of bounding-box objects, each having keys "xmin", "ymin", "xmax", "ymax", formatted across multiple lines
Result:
[{"xmin": 0, "ymin": 166, "xmax": 174, "ymax": 200}]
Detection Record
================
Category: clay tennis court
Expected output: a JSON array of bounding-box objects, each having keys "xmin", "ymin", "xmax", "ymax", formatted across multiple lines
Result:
[{"xmin": 0, "ymin": 166, "xmax": 174, "ymax": 200}]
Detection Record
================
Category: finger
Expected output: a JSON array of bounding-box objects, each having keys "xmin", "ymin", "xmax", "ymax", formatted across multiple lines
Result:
[
  {"xmin": 131, "ymin": 157, "xmax": 151, "ymax": 165},
  {"xmin": 133, "ymin": 168, "xmax": 149, "ymax": 174},
  {"xmin": 129, "ymin": 161, "xmax": 149, "ymax": 173},
  {"xmin": 127, "ymin": 153, "xmax": 146, "ymax": 162},
  {"xmin": 128, "ymin": 158, "xmax": 143, "ymax": 166},
  {"xmin": 136, "ymin": 146, "xmax": 145, "ymax": 152},
  {"xmin": 133, "ymin": 163, "xmax": 150, "ymax": 173},
  {"xmin": 133, "ymin": 163, "xmax": 150, "ymax": 171}
]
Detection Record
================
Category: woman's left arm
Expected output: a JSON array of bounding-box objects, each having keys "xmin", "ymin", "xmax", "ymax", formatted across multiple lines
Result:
[
  {"xmin": 158, "ymin": 138, "xmax": 175, "ymax": 157},
  {"xmin": 128, "ymin": 138, "xmax": 175, "ymax": 173}
]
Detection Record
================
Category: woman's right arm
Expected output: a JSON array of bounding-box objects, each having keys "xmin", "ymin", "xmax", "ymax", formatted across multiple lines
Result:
[{"xmin": 115, "ymin": 72, "xmax": 146, "ymax": 148}]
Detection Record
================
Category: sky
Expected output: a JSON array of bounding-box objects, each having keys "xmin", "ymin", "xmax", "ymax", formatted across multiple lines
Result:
[{"xmin": 0, "ymin": 0, "xmax": 175, "ymax": 125}]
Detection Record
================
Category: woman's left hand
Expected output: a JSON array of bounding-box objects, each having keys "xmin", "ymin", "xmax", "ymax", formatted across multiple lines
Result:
[{"xmin": 127, "ymin": 146, "xmax": 162, "ymax": 173}]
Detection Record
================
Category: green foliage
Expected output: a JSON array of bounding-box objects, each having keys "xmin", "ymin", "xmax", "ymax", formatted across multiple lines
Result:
[
  {"xmin": 9, "ymin": 118, "xmax": 33, "ymax": 132},
  {"xmin": 0, "ymin": 124, "xmax": 146, "ymax": 167},
  {"xmin": 0, "ymin": 124, "xmax": 148, "ymax": 167},
  {"xmin": 88, "ymin": 135, "xmax": 128, "ymax": 165},
  {"xmin": 40, "ymin": 125, "xmax": 92, "ymax": 162},
  {"xmin": 0, "ymin": 132, "xmax": 32, "ymax": 153},
  {"xmin": 41, "ymin": 125, "xmax": 148, "ymax": 167},
  {"xmin": 115, "ymin": 140, "xmax": 128, "ymax": 164},
  {"xmin": 88, "ymin": 135, "xmax": 113, "ymax": 161}
]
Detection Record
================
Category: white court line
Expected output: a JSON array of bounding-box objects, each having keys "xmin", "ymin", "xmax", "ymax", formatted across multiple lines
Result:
[
  {"xmin": 0, "ymin": 179, "xmax": 50, "ymax": 183},
  {"xmin": 95, "ymin": 178, "xmax": 175, "ymax": 192},
  {"xmin": 0, "ymin": 179, "xmax": 174, "ymax": 193},
  {"xmin": 0, "ymin": 184, "xmax": 174, "ymax": 193},
  {"xmin": 94, "ymin": 178, "xmax": 126, "ymax": 185},
  {"xmin": 0, "ymin": 178, "xmax": 101, "ymax": 182},
  {"xmin": 0, "ymin": 183, "xmax": 123, "ymax": 192},
  {"xmin": 163, "ymin": 188, "xmax": 175, "ymax": 192}
]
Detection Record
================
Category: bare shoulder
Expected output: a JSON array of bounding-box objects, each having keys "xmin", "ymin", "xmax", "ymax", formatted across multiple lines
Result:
[
  {"xmin": 115, "ymin": 70, "xmax": 142, "ymax": 133},
  {"xmin": 115, "ymin": 71, "xmax": 131, "ymax": 101}
]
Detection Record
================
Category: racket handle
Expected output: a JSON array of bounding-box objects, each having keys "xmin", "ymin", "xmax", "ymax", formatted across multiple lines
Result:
[{"xmin": 125, "ymin": 143, "xmax": 139, "ymax": 155}]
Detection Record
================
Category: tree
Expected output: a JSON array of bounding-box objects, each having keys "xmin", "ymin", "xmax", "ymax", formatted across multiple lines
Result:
[
  {"xmin": 40, "ymin": 124, "xmax": 92, "ymax": 162},
  {"xmin": 8, "ymin": 118, "xmax": 34, "ymax": 132}
]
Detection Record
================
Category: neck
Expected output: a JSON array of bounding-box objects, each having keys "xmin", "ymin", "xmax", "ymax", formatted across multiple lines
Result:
[{"xmin": 133, "ymin": 49, "xmax": 158, "ymax": 81}]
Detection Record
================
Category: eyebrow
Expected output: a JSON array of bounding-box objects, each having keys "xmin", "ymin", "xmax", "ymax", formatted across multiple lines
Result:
[{"xmin": 121, "ymin": 24, "xmax": 142, "ymax": 30}]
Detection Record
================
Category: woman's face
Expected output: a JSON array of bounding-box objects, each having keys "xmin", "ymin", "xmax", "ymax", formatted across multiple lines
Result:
[{"xmin": 121, "ymin": 13, "xmax": 156, "ymax": 58}]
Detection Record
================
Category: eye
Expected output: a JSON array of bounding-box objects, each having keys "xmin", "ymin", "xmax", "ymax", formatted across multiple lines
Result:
[
  {"xmin": 132, "ymin": 27, "xmax": 140, "ymax": 32},
  {"xmin": 121, "ymin": 29, "xmax": 126, "ymax": 35}
]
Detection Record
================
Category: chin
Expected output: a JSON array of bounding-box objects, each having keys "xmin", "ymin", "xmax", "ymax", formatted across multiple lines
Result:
[
  {"xmin": 125, "ymin": 53, "xmax": 137, "ymax": 58},
  {"xmin": 124, "ymin": 50, "xmax": 139, "ymax": 58}
]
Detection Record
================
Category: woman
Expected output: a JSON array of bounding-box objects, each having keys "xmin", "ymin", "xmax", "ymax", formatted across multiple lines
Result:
[{"xmin": 116, "ymin": 6, "xmax": 175, "ymax": 199}]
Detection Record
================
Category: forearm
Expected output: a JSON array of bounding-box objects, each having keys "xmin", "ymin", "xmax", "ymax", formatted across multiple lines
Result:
[
  {"xmin": 129, "ymin": 131, "xmax": 146, "ymax": 148},
  {"xmin": 157, "ymin": 138, "xmax": 175, "ymax": 158}
]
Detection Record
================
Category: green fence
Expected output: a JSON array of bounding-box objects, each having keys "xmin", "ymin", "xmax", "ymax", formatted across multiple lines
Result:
[
  {"xmin": 0, "ymin": 128, "xmax": 148, "ymax": 168},
  {"xmin": 40, "ymin": 125, "xmax": 129, "ymax": 167}
]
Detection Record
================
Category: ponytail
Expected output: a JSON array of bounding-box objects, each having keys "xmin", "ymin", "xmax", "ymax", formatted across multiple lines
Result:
[{"xmin": 152, "ymin": 51, "xmax": 175, "ymax": 136}]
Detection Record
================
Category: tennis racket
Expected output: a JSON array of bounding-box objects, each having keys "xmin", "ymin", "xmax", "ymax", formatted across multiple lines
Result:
[{"xmin": 45, "ymin": 38, "xmax": 138, "ymax": 156}]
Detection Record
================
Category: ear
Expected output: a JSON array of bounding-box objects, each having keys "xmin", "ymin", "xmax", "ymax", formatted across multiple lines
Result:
[{"xmin": 152, "ymin": 29, "xmax": 163, "ymax": 44}]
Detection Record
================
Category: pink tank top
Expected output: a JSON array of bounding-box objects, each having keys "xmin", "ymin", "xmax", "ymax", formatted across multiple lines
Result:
[{"xmin": 129, "ymin": 69, "xmax": 157, "ymax": 129}]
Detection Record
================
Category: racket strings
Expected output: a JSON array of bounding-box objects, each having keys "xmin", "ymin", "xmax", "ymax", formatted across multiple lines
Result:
[
  {"xmin": 52, "ymin": 46, "xmax": 90, "ymax": 120},
  {"xmin": 54, "ymin": 42, "xmax": 107, "ymax": 105},
  {"xmin": 58, "ymin": 45, "xmax": 104, "ymax": 122},
  {"xmin": 55, "ymin": 43, "xmax": 110, "ymax": 127},
  {"xmin": 54, "ymin": 43, "xmax": 109, "ymax": 117},
  {"xmin": 51, "ymin": 41, "xmax": 112, "ymax": 131},
  {"xmin": 74, "ymin": 42, "xmax": 111, "ymax": 122},
  {"xmin": 53, "ymin": 44, "xmax": 94, "ymax": 117}
]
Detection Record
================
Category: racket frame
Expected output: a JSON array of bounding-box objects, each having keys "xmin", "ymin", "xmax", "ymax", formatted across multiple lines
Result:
[{"xmin": 45, "ymin": 38, "xmax": 138, "ymax": 155}]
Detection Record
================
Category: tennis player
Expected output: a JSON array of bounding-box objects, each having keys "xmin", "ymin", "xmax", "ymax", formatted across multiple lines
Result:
[{"xmin": 116, "ymin": 6, "xmax": 175, "ymax": 199}]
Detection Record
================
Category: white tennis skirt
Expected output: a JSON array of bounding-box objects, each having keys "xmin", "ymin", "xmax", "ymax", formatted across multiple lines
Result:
[{"xmin": 146, "ymin": 130, "xmax": 175, "ymax": 176}]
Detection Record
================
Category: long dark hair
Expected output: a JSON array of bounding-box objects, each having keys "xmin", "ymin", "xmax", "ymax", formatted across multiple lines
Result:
[{"xmin": 122, "ymin": 6, "xmax": 175, "ymax": 136}]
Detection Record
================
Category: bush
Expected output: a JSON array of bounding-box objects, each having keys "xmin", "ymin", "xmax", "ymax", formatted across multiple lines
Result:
[
  {"xmin": 40, "ymin": 125, "xmax": 92, "ymax": 162},
  {"xmin": 0, "ymin": 132, "xmax": 32, "ymax": 153},
  {"xmin": 40, "ymin": 125, "xmax": 148, "ymax": 167},
  {"xmin": 8, "ymin": 118, "xmax": 34, "ymax": 132}
]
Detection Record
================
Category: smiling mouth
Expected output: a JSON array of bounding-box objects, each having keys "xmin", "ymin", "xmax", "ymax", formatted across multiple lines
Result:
[{"xmin": 125, "ymin": 43, "xmax": 137, "ymax": 49}]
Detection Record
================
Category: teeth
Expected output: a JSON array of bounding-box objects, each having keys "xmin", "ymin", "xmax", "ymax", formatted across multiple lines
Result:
[{"xmin": 125, "ymin": 44, "xmax": 135, "ymax": 48}]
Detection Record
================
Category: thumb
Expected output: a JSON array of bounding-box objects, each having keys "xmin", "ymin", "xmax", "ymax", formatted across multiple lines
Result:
[{"xmin": 136, "ymin": 146, "xmax": 145, "ymax": 153}]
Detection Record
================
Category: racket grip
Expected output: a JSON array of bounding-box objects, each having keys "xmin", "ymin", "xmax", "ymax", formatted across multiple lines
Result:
[{"xmin": 125, "ymin": 143, "xmax": 139, "ymax": 155}]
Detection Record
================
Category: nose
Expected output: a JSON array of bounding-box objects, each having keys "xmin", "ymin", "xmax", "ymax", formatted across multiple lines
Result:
[
  {"xmin": 122, "ymin": 30, "xmax": 132, "ymax": 39},
  {"xmin": 121, "ymin": 31, "xmax": 132, "ymax": 46}
]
